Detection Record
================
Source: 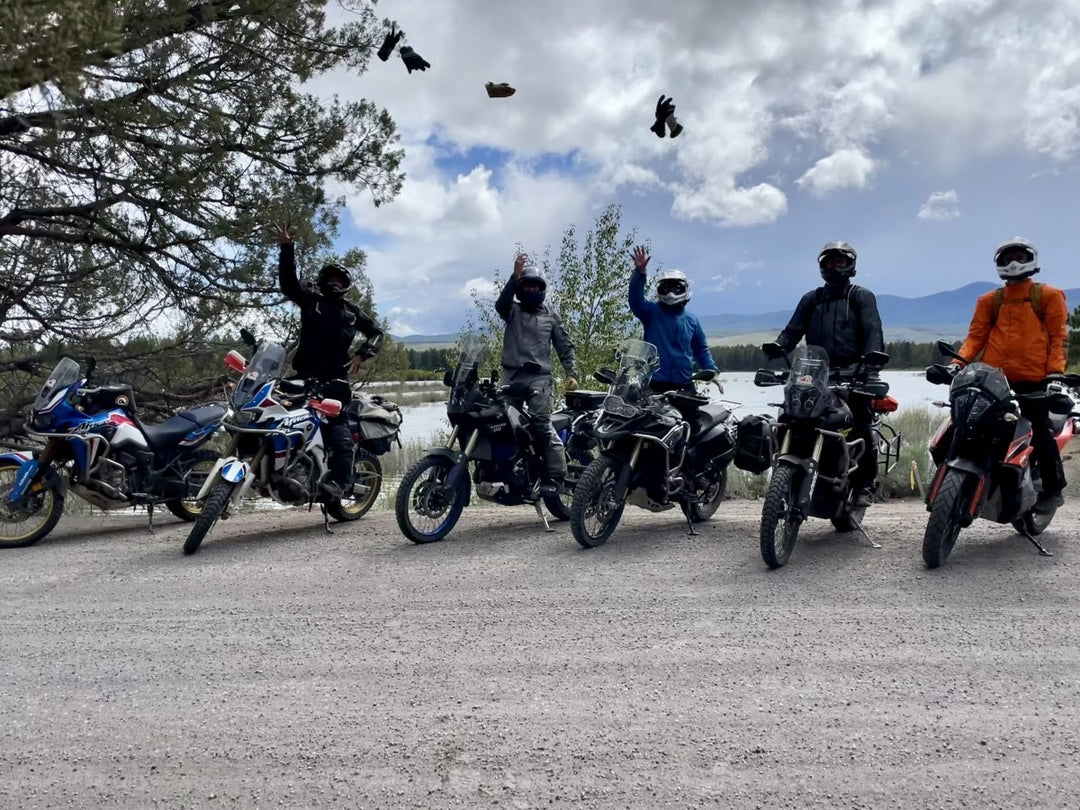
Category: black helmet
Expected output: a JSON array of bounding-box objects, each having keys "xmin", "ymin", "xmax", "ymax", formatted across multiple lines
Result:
[
  {"xmin": 516, "ymin": 266, "xmax": 547, "ymax": 310},
  {"xmin": 817, "ymin": 240, "xmax": 857, "ymax": 285},
  {"xmin": 317, "ymin": 263, "xmax": 352, "ymax": 299}
]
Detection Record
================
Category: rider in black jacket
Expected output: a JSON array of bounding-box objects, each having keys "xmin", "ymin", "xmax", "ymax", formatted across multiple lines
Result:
[
  {"xmin": 775, "ymin": 241, "xmax": 885, "ymax": 507},
  {"xmin": 275, "ymin": 224, "xmax": 384, "ymax": 501}
]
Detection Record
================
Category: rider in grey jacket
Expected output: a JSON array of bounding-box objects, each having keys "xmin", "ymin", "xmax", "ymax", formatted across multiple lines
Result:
[{"xmin": 495, "ymin": 255, "xmax": 580, "ymax": 494}]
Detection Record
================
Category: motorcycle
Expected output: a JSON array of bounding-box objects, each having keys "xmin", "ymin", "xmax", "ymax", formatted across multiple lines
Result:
[
  {"xmin": 921, "ymin": 339, "xmax": 1079, "ymax": 568},
  {"xmin": 394, "ymin": 334, "xmax": 602, "ymax": 543},
  {"xmin": 0, "ymin": 357, "xmax": 226, "ymax": 548},
  {"xmin": 183, "ymin": 336, "xmax": 386, "ymax": 554},
  {"xmin": 753, "ymin": 343, "xmax": 901, "ymax": 568},
  {"xmin": 569, "ymin": 339, "xmax": 736, "ymax": 548}
]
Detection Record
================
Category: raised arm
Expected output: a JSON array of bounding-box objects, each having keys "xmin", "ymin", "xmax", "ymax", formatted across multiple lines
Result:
[
  {"xmin": 628, "ymin": 245, "xmax": 654, "ymax": 323},
  {"xmin": 495, "ymin": 253, "xmax": 527, "ymax": 321},
  {"xmin": 275, "ymin": 224, "xmax": 306, "ymax": 305}
]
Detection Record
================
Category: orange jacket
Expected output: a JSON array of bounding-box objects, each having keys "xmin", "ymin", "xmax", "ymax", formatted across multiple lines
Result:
[{"xmin": 957, "ymin": 278, "xmax": 1069, "ymax": 383}]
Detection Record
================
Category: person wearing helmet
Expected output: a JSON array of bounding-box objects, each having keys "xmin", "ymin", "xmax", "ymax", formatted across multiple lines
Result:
[
  {"xmin": 495, "ymin": 253, "xmax": 580, "ymax": 496},
  {"xmin": 774, "ymin": 240, "xmax": 885, "ymax": 507},
  {"xmin": 275, "ymin": 223, "xmax": 384, "ymax": 501},
  {"xmin": 628, "ymin": 246, "xmax": 717, "ymax": 393},
  {"xmin": 952, "ymin": 237, "xmax": 1069, "ymax": 514}
]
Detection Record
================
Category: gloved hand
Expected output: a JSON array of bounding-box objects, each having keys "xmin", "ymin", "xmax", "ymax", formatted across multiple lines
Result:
[
  {"xmin": 377, "ymin": 24, "xmax": 402, "ymax": 62},
  {"xmin": 565, "ymin": 376, "xmax": 579, "ymax": 392},
  {"xmin": 400, "ymin": 46, "xmax": 430, "ymax": 73},
  {"xmin": 652, "ymin": 95, "xmax": 676, "ymax": 137},
  {"xmin": 698, "ymin": 369, "xmax": 717, "ymax": 382}
]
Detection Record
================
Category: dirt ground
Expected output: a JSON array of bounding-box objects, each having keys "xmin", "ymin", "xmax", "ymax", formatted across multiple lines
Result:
[{"xmin": 1, "ymin": 495, "xmax": 1079, "ymax": 809}]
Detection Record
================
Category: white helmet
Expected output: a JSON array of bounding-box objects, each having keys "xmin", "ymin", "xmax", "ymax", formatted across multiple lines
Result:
[
  {"xmin": 656, "ymin": 269, "xmax": 691, "ymax": 306},
  {"xmin": 994, "ymin": 237, "xmax": 1039, "ymax": 281}
]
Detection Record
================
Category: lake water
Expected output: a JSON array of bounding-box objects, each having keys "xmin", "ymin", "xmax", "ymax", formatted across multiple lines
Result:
[{"xmin": 395, "ymin": 370, "xmax": 945, "ymax": 444}]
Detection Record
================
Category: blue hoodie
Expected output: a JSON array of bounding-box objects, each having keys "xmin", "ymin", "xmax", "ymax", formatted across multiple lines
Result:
[{"xmin": 628, "ymin": 269, "xmax": 716, "ymax": 385}]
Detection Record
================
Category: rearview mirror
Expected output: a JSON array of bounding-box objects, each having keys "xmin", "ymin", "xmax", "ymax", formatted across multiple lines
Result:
[
  {"xmin": 936, "ymin": 340, "xmax": 963, "ymax": 362},
  {"xmin": 594, "ymin": 369, "xmax": 616, "ymax": 386}
]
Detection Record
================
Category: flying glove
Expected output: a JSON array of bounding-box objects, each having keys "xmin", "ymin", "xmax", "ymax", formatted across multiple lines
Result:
[
  {"xmin": 485, "ymin": 82, "xmax": 516, "ymax": 98},
  {"xmin": 400, "ymin": 45, "xmax": 431, "ymax": 73},
  {"xmin": 651, "ymin": 95, "xmax": 684, "ymax": 138},
  {"xmin": 376, "ymin": 24, "xmax": 402, "ymax": 61},
  {"xmin": 650, "ymin": 95, "xmax": 674, "ymax": 137}
]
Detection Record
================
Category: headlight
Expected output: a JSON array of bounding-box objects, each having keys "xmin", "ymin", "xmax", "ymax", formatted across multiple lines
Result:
[
  {"xmin": 603, "ymin": 395, "xmax": 639, "ymax": 419},
  {"xmin": 231, "ymin": 409, "xmax": 257, "ymax": 426}
]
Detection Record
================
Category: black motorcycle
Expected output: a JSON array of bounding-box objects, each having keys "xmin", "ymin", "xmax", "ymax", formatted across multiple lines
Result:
[
  {"xmin": 922, "ymin": 340, "xmax": 1079, "ymax": 567},
  {"xmin": 569, "ymin": 339, "xmax": 736, "ymax": 548},
  {"xmin": 753, "ymin": 343, "xmax": 900, "ymax": 568},
  {"xmin": 394, "ymin": 334, "xmax": 601, "ymax": 543}
]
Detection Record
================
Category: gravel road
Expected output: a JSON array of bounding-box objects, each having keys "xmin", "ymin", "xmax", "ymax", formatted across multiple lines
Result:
[{"xmin": 2, "ymin": 496, "xmax": 1079, "ymax": 809}]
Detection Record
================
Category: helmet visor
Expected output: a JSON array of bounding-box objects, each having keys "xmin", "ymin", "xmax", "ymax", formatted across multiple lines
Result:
[
  {"xmin": 819, "ymin": 250, "xmax": 855, "ymax": 271},
  {"xmin": 657, "ymin": 280, "xmax": 687, "ymax": 297},
  {"xmin": 995, "ymin": 246, "xmax": 1034, "ymax": 268}
]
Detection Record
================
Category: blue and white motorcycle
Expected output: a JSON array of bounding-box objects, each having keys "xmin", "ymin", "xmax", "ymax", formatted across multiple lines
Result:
[
  {"xmin": 182, "ymin": 339, "xmax": 367, "ymax": 555},
  {"xmin": 0, "ymin": 357, "xmax": 227, "ymax": 548}
]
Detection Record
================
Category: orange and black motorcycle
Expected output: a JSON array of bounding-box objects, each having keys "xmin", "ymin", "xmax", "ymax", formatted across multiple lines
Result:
[{"xmin": 922, "ymin": 340, "xmax": 1079, "ymax": 568}]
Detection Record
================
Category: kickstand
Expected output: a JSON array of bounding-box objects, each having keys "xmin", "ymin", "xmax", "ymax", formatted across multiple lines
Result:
[
  {"xmin": 682, "ymin": 499, "xmax": 699, "ymax": 536},
  {"xmin": 533, "ymin": 500, "xmax": 554, "ymax": 532},
  {"xmin": 320, "ymin": 503, "xmax": 333, "ymax": 534},
  {"xmin": 1019, "ymin": 526, "xmax": 1053, "ymax": 556},
  {"xmin": 849, "ymin": 514, "xmax": 881, "ymax": 549},
  {"xmin": 146, "ymin": 502, "xmax": 156, "ymax": 535}
]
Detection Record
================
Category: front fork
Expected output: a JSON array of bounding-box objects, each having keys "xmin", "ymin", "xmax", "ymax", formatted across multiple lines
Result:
[{"xmin": 5, "ymin": 440, "xmax": 59, "ymax": 504}]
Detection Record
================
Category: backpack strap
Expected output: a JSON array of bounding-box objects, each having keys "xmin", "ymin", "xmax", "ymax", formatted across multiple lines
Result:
[{"xmin": 988, "ymin": 283, "xmax": 1045, "ymax": 326}]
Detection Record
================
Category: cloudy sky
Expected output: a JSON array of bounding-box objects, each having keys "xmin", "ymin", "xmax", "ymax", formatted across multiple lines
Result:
[{"xmin": 316, "ymin": 0, "xmax": 1080, "ymax": 335}]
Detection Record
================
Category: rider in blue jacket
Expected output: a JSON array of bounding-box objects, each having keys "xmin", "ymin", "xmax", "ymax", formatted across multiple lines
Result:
[{"xmin": 628, "ymin": 245, "xmax": 717, "ymax": 392}]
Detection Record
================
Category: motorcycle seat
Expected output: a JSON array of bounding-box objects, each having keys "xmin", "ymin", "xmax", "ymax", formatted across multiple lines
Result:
[
  {"xmin": 277, "ymin": 378, "xmax": 309, "ymax": 397},
  {"xmin": 142, "ymin": 402, "xmax": 227, "ymax": 450},
  {"xmin": 551, "ymin": 412, "xmax": 572, "ymax": 433},
  {"xmin": 688, "ymin": 402, "xmax": 731, "ymax": 436}
]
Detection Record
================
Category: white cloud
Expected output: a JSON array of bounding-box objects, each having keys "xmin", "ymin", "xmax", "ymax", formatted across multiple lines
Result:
[
  {"xmin": 306, "ymin": 0, "xmax": 1080, "ymax": 331},
  {"xmin": 709, "ymin": 274, "xmax": 739, "ymax": 293},
  {"xmin": 796, "ymin": 149, "xmax": 878, "ymax": 197},
  {"xmin": 917, "ymin": 189, "xmax": 961, "ymax": 221}
]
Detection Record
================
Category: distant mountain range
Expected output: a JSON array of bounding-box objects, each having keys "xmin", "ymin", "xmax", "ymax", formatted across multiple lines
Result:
[{"xmin": 394, "ymin": 282, "xmax": 1080, "ymax": 346}]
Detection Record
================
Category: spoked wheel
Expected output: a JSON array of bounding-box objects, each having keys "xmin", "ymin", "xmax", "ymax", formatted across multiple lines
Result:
[
  {"xmin": 760, "ymin": 464, "xmax": 802, "ymax": 569},
  {"xmin": 0, "ymin": 460, "xmax": 65, "ymax": 549},
  {"xmin": 183, "ymin": 480, "xmax": 233, "ymax": 556},
  {"xmin": 166, "ymin": 450, "xmax": 221, "ymax": 522},
  {"xmin": 922, "ymin": 468, "xmax": 968, "ymax": 569},
  {"xmin": 326, "ymin": 449, "xmax": 382, "ymax": 522},
  {"xmin": 394, "ymin": 455, "xmax": 469, "ymax": 544},
  {"xmin": 570, "ymin": 456, "xmax": 625, "ymax": 548},
  {"xmin": 543, "ymin": 488, "xmax": 572, "ymax": 521},
  {"xmin": 684, "ymin": 462, "xmax": 727, "ymax": 523}
]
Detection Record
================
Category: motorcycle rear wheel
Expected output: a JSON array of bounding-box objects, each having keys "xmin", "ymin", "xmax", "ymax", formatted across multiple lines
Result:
[
  {"xmin": 570, "ymin": 456, "xmax": 625, "ymax": 548},
  {"xmin": 1012, "ymin": 508, "xmax": 1054, "ymax": 537},
  {"xmin": 922, "ymin": 468, "xmax": 967, "ymax": 568},
  {"xmin": 0, "ymin": 460, "xmax": 64, "ymax": 548},
  {"xmin": 760, "ymin": 464, "xmax": 802, "ymax": 569},
  {"xmin": 685, "ymin": 462, "xmax": 727, "ymax": 522},
  {"xmin": 165, "ymin": 450, "xmax": 222, "ymax": 522},
  {"xmin": 394, "ymin": 455, "xmax": 469, "ymax": 544},
  {"xmin": 183, "ymin": 480, "xmax": 233, "ymax": 556},
  {"xmin": 325, "ymin": 449, "xmax": 382, "ymax": 522}
]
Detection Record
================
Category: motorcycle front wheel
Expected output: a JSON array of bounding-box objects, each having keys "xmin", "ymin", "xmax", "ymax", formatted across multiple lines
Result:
[
  {"xmin": 326, "ymin": 449, "xmax": 382, "ymax": 522},
  {"xmin": 394, "ymin": 455, "xmax": 469, "ymax": 544},
  {"xmin": 760, "ymin": 464, "xmax": 802, "ymax": 569},
  {"xmin": 570, "ymin": 456, "xmax": 626, "ymax": 548},
  {"xmin": 165, "ymin": 450, "xmax": 222, "ymax": 522},
  {"xmin": 0, "ymin": 460, "xmax": 65, "ymax": 548},
  {"xmin": 183, "ymin": 480, "xmax": 234, "ymax": 556},
  {"xmin": 922, "ymin": 468, "xmax": 968, "ymax": 568}
]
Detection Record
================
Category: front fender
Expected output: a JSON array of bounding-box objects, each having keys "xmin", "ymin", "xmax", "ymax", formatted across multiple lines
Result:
[
  {"xmin": 194, "ymin": 456, "xmax": 252, "ymax": 501},
  {"xmin": 775, "ymin": 453, "xmax": 814, "ymax": 472},
  {"xmin": 2, "ymin": 451, "xmax": 37, "ymax": 502},
  {"xmin": 423, "ymin": 447, "xmax": 470, "ymax": 492}
]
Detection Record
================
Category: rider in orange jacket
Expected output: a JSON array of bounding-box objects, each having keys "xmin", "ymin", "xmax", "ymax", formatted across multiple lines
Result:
[{"xmin": 953, "ymin": 237, "xmax": 1070, "ymax": 513}]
